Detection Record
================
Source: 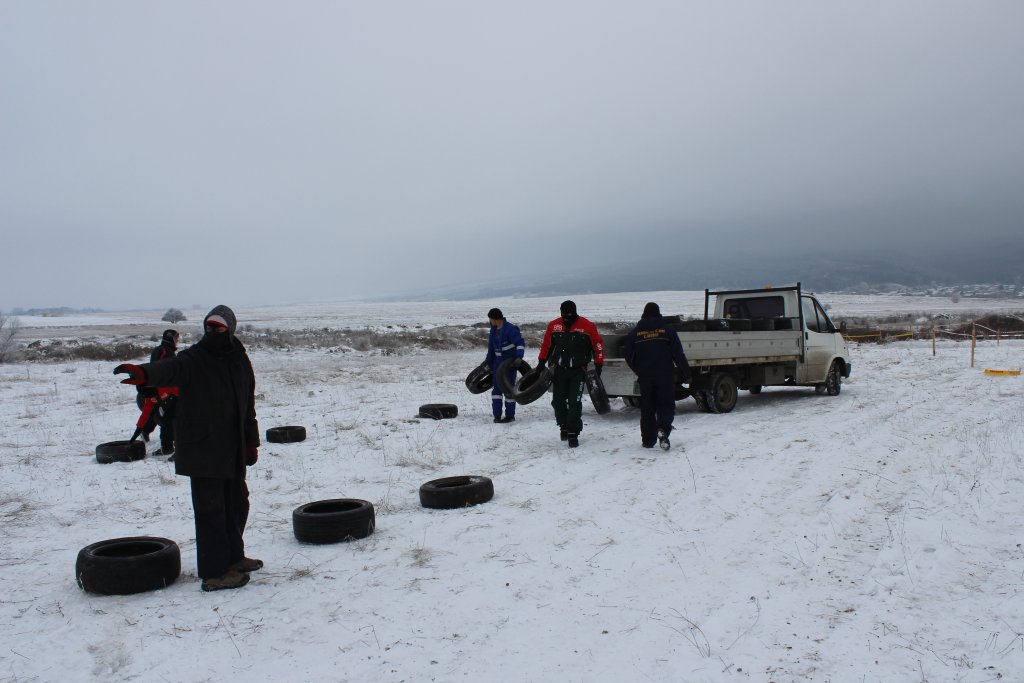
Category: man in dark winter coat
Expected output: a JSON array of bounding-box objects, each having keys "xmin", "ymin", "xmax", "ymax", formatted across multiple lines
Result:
[
  {"xmin": 623, "ymin": 302, "xmax": 691, "ymax": 450},
  {"xmin": 537, "ymin": 300, "xmax": 604, "ymax": 448},
  {"xmin": 485, "ymin": 307, "xmax": 525, "ymax": 423},
  {"xmin": 115, "ymin": 305, "xmax": 262, "ymax": 592}
]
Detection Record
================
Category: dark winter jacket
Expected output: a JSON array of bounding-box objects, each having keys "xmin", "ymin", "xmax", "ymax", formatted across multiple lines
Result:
[
  {"xmin": 150, "ymin": 339, "xmax": 176, "ymax": 363},
  {"xmin": 142, "ymin": 337, "xmax": 259, "ymax": 479},
  {"xmin": 623, "ymin": 314, "xmax": 691, "ymax": 382},
  {"xmin": 539, "ymin": 315, "xmax": 605, "ymax": 369},
  {"xmin": 485, "ymin": 321, "xmax": 525, "ymax": 370}
]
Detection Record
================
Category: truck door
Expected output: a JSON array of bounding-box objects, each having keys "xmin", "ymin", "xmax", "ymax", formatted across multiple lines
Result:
[{"xmin": 797, "ymin": 296, "xmax": 838, "ymax": 384}]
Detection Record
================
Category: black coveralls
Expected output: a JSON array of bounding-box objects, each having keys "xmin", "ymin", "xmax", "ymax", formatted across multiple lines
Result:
[{"xmin": 623, "ymin": 314, "xmax": 691, "ymax": 446}]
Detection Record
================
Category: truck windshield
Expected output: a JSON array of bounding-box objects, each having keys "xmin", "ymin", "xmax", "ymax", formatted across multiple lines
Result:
[{"xmin": 722, "ymin": 296, "xmax": 785, "ymax": 318}]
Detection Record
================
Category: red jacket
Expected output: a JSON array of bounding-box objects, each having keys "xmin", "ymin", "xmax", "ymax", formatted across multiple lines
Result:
[{"xmin": 539, "ymin": 315, "xmax": 604, "ymax": 368}]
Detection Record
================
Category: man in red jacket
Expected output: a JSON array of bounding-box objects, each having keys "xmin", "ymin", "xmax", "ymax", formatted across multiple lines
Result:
[{"xmin": 537, "ymin": 300, "xmax": 604, "ymax": 448}]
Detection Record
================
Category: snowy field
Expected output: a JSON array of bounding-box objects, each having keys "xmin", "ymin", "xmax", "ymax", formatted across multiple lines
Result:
[
  {"xmin": 12, "ymin": 290, "xmax": 1024, "ymax": 336},
  {"xmin": 1, "ymin": 294, "xmax": 1023, "ymax": 682}
]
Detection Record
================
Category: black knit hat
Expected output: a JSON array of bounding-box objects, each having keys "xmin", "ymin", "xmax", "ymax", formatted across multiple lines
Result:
[
  {"xmin": 560, "ymin": 300, "xmax": 577, "ymax": 317},
  {"xmin": 487, "ymin": 308, "xmax": 504, "ymax": 320},
  {"xmin": 642, "ymin": 302, "xmax": 661, "ymax": 318}
]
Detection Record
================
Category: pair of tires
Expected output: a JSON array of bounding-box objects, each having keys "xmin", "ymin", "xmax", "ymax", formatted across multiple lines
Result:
[
  {"xmin": 266, "ymin": 426, "xmax": 306, "ymax": 443},
  {"xmin": 496, "ymin": 358, "xmax": 550, "ymax": 405},
  {"xmin": 293, "ymin": 499, "xmax": 376, "ymax": 544},
  {"xmin": 76, "ymin": 537, "xmax": 180, "ymax": 595},
  {"xmin": 420, "ymin": 475, "xmax": 494, "ymax": 509},
  {"xmin": 95, "ymin": 440, "xmax": 146, "ymax": 464}
]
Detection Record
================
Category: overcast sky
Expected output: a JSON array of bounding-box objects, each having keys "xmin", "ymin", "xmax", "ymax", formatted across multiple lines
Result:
[{"xmin": 2, "ymin": 1, "xmax": 1022, "ymax": 311}]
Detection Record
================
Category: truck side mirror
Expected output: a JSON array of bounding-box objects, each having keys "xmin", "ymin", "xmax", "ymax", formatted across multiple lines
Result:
[{"xmin": 839, "ymin": 320, "xmax": 847, "ymax": 334}]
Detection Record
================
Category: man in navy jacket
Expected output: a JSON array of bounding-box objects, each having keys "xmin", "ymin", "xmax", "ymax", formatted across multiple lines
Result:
[
  {"xmin": 485, "ymin": 307, "xmax": 525, "ymax": 423},
  {"xmin": 623, "ymin": 302, "xmax": 691, "ymax": 450}
]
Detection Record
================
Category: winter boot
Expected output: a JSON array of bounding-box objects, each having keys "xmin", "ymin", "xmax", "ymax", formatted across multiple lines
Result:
[
  {"xmin": 559, "ymin": 427, "xmax": 568, "ymax": 441},
  {"xmin": 229, "ymin": 557, "xmax": 264, "ymax": 573},
  {"xmin": 499, "ymin": 415, "xmax": 515, "ymax": 423},
  {"xmin": 658, "ymin": 428, "xmax": 670, "ymax": 451},
  {"xmin": 201, "ymin": 569, "xmax": 250, "ymax": 592},
  {"xmin": 567, "ymin": 433, "xmax": 579, "ymax": 448}
]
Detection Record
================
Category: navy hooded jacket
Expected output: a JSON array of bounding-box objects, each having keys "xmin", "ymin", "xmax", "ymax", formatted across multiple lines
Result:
[{"xmin": 623, "ymin": 314, "xmax": 691, "ymax": 382}]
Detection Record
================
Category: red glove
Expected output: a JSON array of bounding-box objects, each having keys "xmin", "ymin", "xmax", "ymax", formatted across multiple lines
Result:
[
  {"xmin": 114, "ymin": 364, "xmax": 147, "ymax": 386},
  {"xmin": 245, "ymin": 446, "xmax": 258, "ymax": 466}
]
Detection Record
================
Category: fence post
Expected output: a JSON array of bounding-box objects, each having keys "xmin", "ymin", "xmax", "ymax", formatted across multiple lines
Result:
[
  {"xmin": 971, "ymin": 323, "xmax": 976, "ymax": 368},
  {"xmin": 932, "ymin": 324, "xmax": 936, "ymax": 356}
]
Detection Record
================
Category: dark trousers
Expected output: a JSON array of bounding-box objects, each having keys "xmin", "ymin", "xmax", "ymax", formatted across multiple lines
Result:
[
  {"xmin": 190, "ymin": 476, "xmax": 250, "ymax": 578},
  {"xmin": 639, "ymin": 375, "xmax": 676, "ymax": 445},
  {"xmin": 158, "ymin": 401, "xmax": 175, "ymax": 452},
  {"xmin": 551, "ymin": 366, "xmax": 585, "ymax": 434}
]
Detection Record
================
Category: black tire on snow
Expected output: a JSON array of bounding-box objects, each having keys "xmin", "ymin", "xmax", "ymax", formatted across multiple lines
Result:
[
  {"xmin": 707, "ymin": 372, "xmax": 738, "ymax": 413},
  {"xmin": 266, "ymin": 426, "xmax": 307, "ymax": 443},
  {"xmin": 509, "ymin": 367, "xmax": 553, "ymax": 405},
  {"xmin": 292, "ymin": 499, "xmax": 376, "ymax": 544},
  {"xmin": 622, "ymin": 396, "xmax": 641, "ymax": 408},
  {"xmin": 584, "ymin": 367, "xmax": 611, "ymax": 415},
  {"xmin": 418, "ymin": 403, "xmax": 458, "ymax": 419},
  {"xmin": 465, "ymin": 362, "xmax": 493, "ymax": 394},
  {"xmin": 95, "ymin": 440, "xmax": 146, "ymax": 464},
  {"xmin": 76, "ymin": 537, "xmax": 181, "ymax": 595},
  {"xmin": 494, "ymin": 357, "xmax": 534, "ymax": 396},
  {"xmin": 419, "ymin": 476, "xmax": 494, "ymax": 509},
  {"xmin": 692, "ymin": 391, "xmax": 712, "ymax": 412}
]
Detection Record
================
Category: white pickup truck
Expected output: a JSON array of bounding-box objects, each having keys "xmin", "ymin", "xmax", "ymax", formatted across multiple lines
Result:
[{"xmin": 601, "ymin": 284, "xmax": 852, "ymax": 413}]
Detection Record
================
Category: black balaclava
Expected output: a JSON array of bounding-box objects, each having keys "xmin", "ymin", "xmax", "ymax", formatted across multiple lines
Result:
[
  {"xmin": 200, "ymin": 304, "xmax": 237, "ymax": 354},
  {"xmin": 560, "ymin": 300, "xmax": 578, "ymax": 328}
]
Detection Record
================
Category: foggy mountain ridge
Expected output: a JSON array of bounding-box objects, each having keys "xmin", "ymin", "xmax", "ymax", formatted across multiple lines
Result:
[{"xmin": 386, "ymin": 247, "xmax": 1024, "ymax": 302}]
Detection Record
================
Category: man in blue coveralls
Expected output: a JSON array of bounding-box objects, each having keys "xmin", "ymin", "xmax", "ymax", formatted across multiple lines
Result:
[{"xmin": 485, "ymin": 307, "xmax": 525, "ymax": 423}]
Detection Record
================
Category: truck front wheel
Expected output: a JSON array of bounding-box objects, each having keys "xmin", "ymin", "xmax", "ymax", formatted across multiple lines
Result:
[
  {"xmin": 825, "ymin": 360, "xmax": 842, "ymax": 396},
  {"xmin": 707, "ymin": 373, "xmax": 738, "ymax": 413}
]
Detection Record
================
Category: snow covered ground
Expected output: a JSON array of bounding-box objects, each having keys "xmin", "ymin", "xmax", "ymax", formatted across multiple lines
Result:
[
  {"xmin": 1, "ymin": 294, "xmax": 1023, "ymax": 682},
  {"xmin": 12, "ymin": 289, "xmax": 1024, "ymax": 335}
]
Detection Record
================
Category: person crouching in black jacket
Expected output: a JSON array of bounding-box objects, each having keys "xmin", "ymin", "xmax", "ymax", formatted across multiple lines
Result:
[
  {"xmin": 623, "ymin": 302, "xmax": 691, "ymax": 451},
  {"xmin": 115, "ymin": 305, "xmax": 262, "ymax": 592}
]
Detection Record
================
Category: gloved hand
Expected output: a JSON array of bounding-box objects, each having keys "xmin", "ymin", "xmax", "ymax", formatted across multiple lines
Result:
[
  {"xmin": 595, "ymin": 364, "xmax": 603, "ymax": 378},
  {"xmin": 245, "ymin": 446, "xmax": 258, "ymax": 466},
  {"xmin": 536, "ymin": 358, "xmax": 548, "ymax": 371},
  {"xmin": 114, "ymin": 363, "xmax": 147, "ymax": 386}
]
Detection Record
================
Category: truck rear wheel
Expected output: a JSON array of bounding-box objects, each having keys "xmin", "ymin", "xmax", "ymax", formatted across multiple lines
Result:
[
  {"xmin": 707, "ymin": 373, "xmax": 738, "ymax": 413},
  {"xmin": 622, "ymin": 396, "xmax": 640, "ymax": 408}
]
